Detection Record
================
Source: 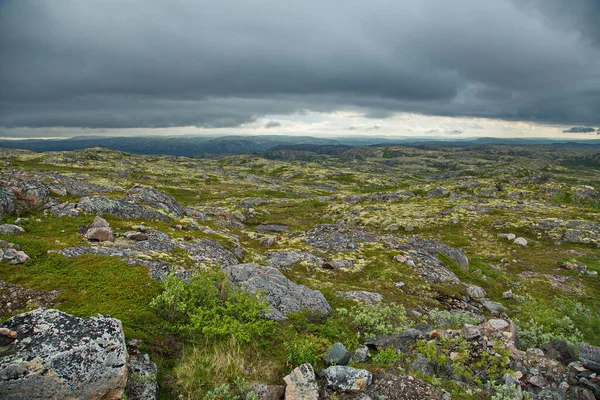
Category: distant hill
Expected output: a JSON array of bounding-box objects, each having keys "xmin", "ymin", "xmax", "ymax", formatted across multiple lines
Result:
[{"xmin": 0, "ymin": 135, "xmax": 598, "ymax": 156}]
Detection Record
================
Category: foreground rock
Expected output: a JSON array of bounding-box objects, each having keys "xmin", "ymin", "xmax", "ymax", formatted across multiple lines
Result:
[
  {"xmin": 222, "ymin": 263, "xmax": 331, "ymax": 321},
  {"xmin": 322, "ymin": 366, "xmax": 372, "ymax": 392},
  {"xmin": 284, "ymin": 363, "xmax": 319, "ymax": 400},
  {"xmin": 0, "ymin": 308, "xmax": 128, "ymax": 400}
]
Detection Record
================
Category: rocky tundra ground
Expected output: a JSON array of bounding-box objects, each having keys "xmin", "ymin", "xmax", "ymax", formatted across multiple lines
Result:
[{"xmin": 0, "ymin": 144, "xmax": 599, "ymax": 399}]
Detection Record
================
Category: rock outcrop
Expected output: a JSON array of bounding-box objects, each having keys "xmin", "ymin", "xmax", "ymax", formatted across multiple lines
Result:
[
  {"xmin": 222, "ymin": 263, "xmax": 331, "ymax": 321},
  {"xmin": 78, "ymin": 196, "xmax": 170, "ymax": 221}
]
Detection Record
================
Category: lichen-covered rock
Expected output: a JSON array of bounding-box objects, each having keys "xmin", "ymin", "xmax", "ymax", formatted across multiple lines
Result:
[
  {"xmin": 0, "ymin": 187, "xmax": 17, "ymax": 215},
  {"xmin": 256, "ymin": 224, "xmax": 289, "ymax": 232},
  {"xmin": 388, "ymin": 238, "xmax": 462, "ymax": 284},
  {"xmin": 283, "ymin": 363, "xmax": 319, "ymax": 400},
  {"xmin": 580, "ymin": 344, "xmax": 600, "ymax": 373},
  {"xmin": 365, "ymin": 329, "xmax": 423, "ymax": 353},
  {"xmin": 222, "ymin": 263, "xmax": 331, "ymax": 321},
  {"xmin": 0, "ymin": 224, "xmax": 25, "ymax": 235},
  {"xmin": 125, "ymin": 353, "xmax": 158, "ymax": 400},
  {"xmin": 304, "ymin": 224, "xmax": 377, "ymax": 252},
  {"xmin": 48, "ymin": 174, "xmax": 115, "ymax": 197},
  {"xmin": 466, "ymin": 284, "xmax": 486, "ymax": 299},
  {"xmin": 127, "ymin": 184, "xmax": 184, "ymax": 217},
  {"xmin": 1, "ymin": 248, "xmax": 30, "ymax": 264},
  {"xmin": 514, "ymin": 237, "xmax": 528, "ymax": 246},
  {"xmin": 322, "ymin": 366, "xmax": 372, "ymax": 392},
  {"xmin": 360, "ymin": 369, "xmax": 443, "ymax": 399},
  {"xmin": 0, "ymin": 308, "xmax": 128, "ymax": 400},
  {"xmin": 252, "ymin": 384, "xmax": 286, "ymax": 400},
  {"xmin": 406, "ymin": 237, "xmax": 469, "ymax": 271},
  {"xmin": 77, "ymin": 196, "xmax": 170, "ymax": 221},
  {"xmin": 266, "ymin": 250, "xmax": 324, "ymax": 269},
  {"xmin": 335, "ymin": 290, "xmax": 382, "ymax": 305}
]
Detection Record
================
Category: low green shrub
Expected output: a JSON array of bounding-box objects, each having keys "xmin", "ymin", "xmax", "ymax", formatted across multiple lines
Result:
[
  {"xmin": 284, "ymin": 334, "xmax": 327, "ymax": 369},
  {"xmin": 337, "ymin": 302, "xmax": 409, "ymax": 339},
  {"xmin": 428, "ymin": 309, "xmax": 483, "ymax": 329},
  {"xmin": 151, "ymin": 271, "xmax": 275, "ymax": 344},
  {"xmin": 205, "ymin": 378, "xmax": 258, "ymax": 400},
  {"xmin": 371, "ymin": 346, "xmax": 398, "ymax": 364},
  {"xmin": 515, "ymin": 297, "xmax": 599, "ymax": 349}
]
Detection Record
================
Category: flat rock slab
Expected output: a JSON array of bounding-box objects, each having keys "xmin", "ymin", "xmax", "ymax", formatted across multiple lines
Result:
[
  {"xmin": 78, "ymin": 196, "xmax": 170, "ymax": 221},
  {"xmin": 0, "ymin": 308, "xmax": 128, "ymax": 400},
  {"xmin": 256, "ymin": 224, "xmax": 289, "ymax": 232},
  {"xmin": 222, "ymin": 263, "xmax": 331, "ymax": 321},
  {"xmin": 127, "ymin": 185, "xmax": 184, "ymax": 217},
  {"xmin": 304, "ymin": 224, "xmax": 377, "ymax": 252},
  {"xmin": 266, "ymin": 250, "xmax": 324, "ymax": 269},
  {"xmin": 336, "ymin": 290, "xmax": 383, "ymax": 305}
]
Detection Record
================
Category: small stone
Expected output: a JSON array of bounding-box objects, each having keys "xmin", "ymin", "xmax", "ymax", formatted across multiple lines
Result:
[
  {"xmin": 323, "ymin": 342, "xmax": 351, "ymax": 366},
  {"xmin": 513, "ymin": 237, "xmax": 528, "ymax": 246},
  {"xmin": 91, "ymin": 216, "xmax": 110, "ymax": 227},
  {"xmin": 395, "ymin": 281, "xmax": 406, "ymax": 288},
  {"xmin": 84, "ymin": 226, "xmax": 114, "ymax": 242},
  {"xmin": 528, "ymin": 375, "xmax": 545, "ymax": 388},
  {"xmin": 462, "ymin": 324, "xmax": 481, "ymax": 340},
  {"xmin": 488, "ymin": 319, "xmax": 509, "ymax": 331},
  {"xmin": 497, "ymin": 233, "xmax": 516, "ymax": 241},
  {"xmin": 252, "ymin": 384, "xmax": 285, "ymax": 400},
  {"xmin": 466, "ymin": 284, "xmax": 486, "ymax": 299},
  {"xmin": 502, "ymin": 290, "xmax": 513, "ymax": 299},
  {"xmin": 351, "ymin": 345, "xmax": 369, "ymax": 363},
  {"xmin": 259, "ymin": 237, "xmax": 276, "ymax": 247},
  {"xmin": 0, "ymin": 224, "xmax": 25, "ymax": 235},
  {"xmin": 393, "ymin": 254, "xmax": 407, "ymax": 263},
  {"xmin": 136, "ymin": 225, "xmax": 147, "ymax": 232}
]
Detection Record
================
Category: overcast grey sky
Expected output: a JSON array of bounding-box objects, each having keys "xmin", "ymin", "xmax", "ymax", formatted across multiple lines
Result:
[{"xmin": 1, "ymin": 0, "xmax": 599, "ymax": 138}]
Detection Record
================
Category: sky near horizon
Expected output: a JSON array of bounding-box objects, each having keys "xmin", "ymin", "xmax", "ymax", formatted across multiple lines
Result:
[{"xmin": 1, "ymin": 0, "xmax": 599, "ymax": 139}]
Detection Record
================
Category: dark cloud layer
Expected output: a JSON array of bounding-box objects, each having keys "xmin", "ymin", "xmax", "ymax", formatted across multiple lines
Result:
[{"xmin": 1, "ymin": 0, "xmax": 599, "ymax": 133}]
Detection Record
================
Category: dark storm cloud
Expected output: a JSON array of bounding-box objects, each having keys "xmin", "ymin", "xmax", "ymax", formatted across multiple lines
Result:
[
  {"xmin": 1, "ymin": 0, "xmax": 599, "ymax": 133},
  {"xmin": 265, "ymin": 121, "xmax": 282, "ymax": 129}
]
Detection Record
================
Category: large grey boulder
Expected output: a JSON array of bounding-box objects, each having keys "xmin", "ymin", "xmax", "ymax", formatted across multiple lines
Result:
[
  {"xmin": 77, "ymin": 196, "xmax": 170, "ymax": 221},
  {"xmin": 127, "ymin": 184, "xmax": 184, "ymax": 217},
  {"xmin": 125, "ymin": 353, "xmax": 158, "ymax": 400},
  {"xmin": 222, "ymin": 263, "xmax": 331, "ymax": 321},
  {"xmin": 283, "ymin": 363, "xmax": 319, "ymax": 400},
  {"xmin": 322, "ymin": 366, "xmax": 372, "ymax": 392},
  {"xmin": 0, "ymin": 308, "xmax": 128, "ymax": 400}
]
